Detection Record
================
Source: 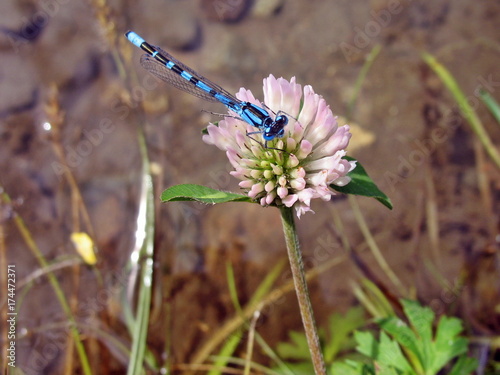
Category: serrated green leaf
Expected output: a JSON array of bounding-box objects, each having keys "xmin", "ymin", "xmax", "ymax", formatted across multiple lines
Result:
[
  {"xmin": 278, "ymin": 362, "xmax": 314, "ymax": 375},
  {"xmin": 435, "ymin": 315, "xmax": 465, "ymax": 344},
  {"xmin": 378, "ymin": 317, "xmax": 421, "ymax": 364},
  {"xmin": 352, "ymin": 299, "xmax": 476, "ymax": 375},
  {"xmin": 376, "ymin": 365, "xmax": 402, "ymax": 375},
  {"xmin": 330, "ymin": 362, "xmax": 362, "ymax": 375},
  {"xmin": 276, "ymin": 330, "xmax": 312, "ymax": 361},
  {"xmin": 355, "ymin": 330, "xmax": 414, "ymax": 373},
  {"xmin": 400, "ymin": 299, "xmax": 434, "ymax": 369},
  {"xmin": 354, "ymin": 331, "xmax": 378, "ymax": 358},
  {"xmin": 431, "ymin": 316, "xmax": 468, "ymax": 372},
  {"xmin": 401, "ymin": 300, "xmax": 434, "ymax": 343},
  {"xmin": 432, "ymin": 337, "xmax": 469, "ymax": 374},
  {"xmin": 161, "ymin": 184, "xmax": 252, "ymax": 204},
  {"xmin": 324, "ymin": 306, "xmax": 366, "ymax": 362},
  {"xmin": 377, "ymin": 332, "xmax": 414, "ymax": 373},
  {"xmin": 331, "ymin": 360, "xmax": 375, "ymax": 375},
  {"xmin": 331, "ymin": 157, "xmax": 393, "ymax": 210}
]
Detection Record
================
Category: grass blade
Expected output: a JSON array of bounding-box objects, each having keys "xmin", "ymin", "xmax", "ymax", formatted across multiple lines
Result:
[
  {"xmin": 421, "ymin": 51, "xmax": 500, "ymax": 169},
  {"xmin": 126, "ymin": 127, "xmax": 156, "ymax": 375},
  {"xmin": 479, "ymin": 89, "xmax": 500, "ymax": 124}
]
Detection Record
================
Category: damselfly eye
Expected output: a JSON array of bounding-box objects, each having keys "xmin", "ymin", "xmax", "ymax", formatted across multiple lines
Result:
[{"xmin": 276, "ymin": 115, "xmax": 288, "ymax": 126}]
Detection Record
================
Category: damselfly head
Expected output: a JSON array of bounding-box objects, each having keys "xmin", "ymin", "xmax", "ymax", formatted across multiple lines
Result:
[{"xmin": 263, "ymin": 115, "xmax": 288, "ymax": 141}]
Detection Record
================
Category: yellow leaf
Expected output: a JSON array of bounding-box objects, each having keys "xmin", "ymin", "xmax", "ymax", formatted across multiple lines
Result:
[{"xmin": 70, "ymin": 232, "xmax": 97, "ymax": 265}]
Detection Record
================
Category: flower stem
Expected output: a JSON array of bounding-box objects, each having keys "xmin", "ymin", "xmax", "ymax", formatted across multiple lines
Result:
[{"xmin": 279, "ymin": 206, "xmax": 326, "ymax": 375}]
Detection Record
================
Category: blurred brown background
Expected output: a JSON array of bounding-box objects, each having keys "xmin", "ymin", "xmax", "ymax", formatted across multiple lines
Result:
[{"xmin": 0, "ymin": 0, "xmax": 499, "ymax": 373}]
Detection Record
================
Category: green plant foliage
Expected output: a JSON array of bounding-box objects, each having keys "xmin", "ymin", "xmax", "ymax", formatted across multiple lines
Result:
[
  {"xmin": 161, "ymin": 161, "xmax": 392, "ymax": 209},
  {"xmin": 331, "ymin": 360, "xmax": 376, "ymax": 375},
  {"xmin": 161, "ymin": 184, "xmax": 252, "ymax": 204},
  {"xmin": 421, "ymin": 51, "xmax": 500, "ymax": 169},
  {"xmin": 331, "ymin": 157, "xmax": 393, "ymax": 210},
  {"xmin": 336, "ymin": 299, "xmax": 478, "ymax": 375},
  {"xmin": 324, "ymin": 306, "xmax": 367, "ymax": 362},
  {"xmin": 479, "ymin": 89, "xmax": 500, "ymax": 124},
  {"xmin": 275, "ymin": 306, "xmax": 368, "ymax": 374},
  {"xmin": 277, "ymin": 330, "xmax": 314, "ymax": 362},
  {"xmin": 356, "ymin": 331, "xmax": 414, "ymax": 373}
]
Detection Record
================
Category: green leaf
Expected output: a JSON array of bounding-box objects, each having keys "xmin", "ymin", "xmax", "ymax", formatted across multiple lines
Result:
[
  {"xmin": 448, "ymin": 355, "xmax": 478, "ymax": 375},
  {"xmin": 324, "ymin": 306, "xmax": 366, "ymax": 362},
  {"xmin": 479, "ymin": 89, "xmax": 500, "ymax": 125},
  {"xmin": 355, "ymin": 331, "xmax": 414, "ymax": 373},
  {"xmin": 161, "ymin": 184, "xmax": 252, "ymax": 204},
  {"xmin": 401, "ymin": 299, "xmax": 434, "ymax": 344},
  {"xmin": 378, "ymin": 317, "xmax": 424, "ymax": 373},
  {"xmin": 376, "ymin": 364, "xmax": 406, "ymax": 375},
  {"xmin": 275, "ymin": 306, "xmax": 368, "ymax": 374},
  {"xmin": 274, "ymin": 329, "xmax": 317, "ymax": 374},
  {"xmin": 331, "ymin": 157, "xmax": 393, "ymax": 210},
  {"xmin": 354, "ymin": 331, "xmax": 378, "ymax": 358},
  {"xmin": 330, "ymin": 362, "xmax": 362, "ymax": 375},
  {"xmin": 402, "ymin": 299, "xmax": 434, "ymax": 369},
  {"xmin": 435, "ymin": 315, "xmax": 465, "ymax": 342},
  {"xmin": 378, "ymin": 317, "xmax": 421, "ymax": 359},
  {"xmin": 331, "ymin": 360, "xmax": 376, "ymax": 375},
  {"xmin": 276, "ymin": 330, "xmax": 312, "ymax": 361},
  {"xmin": 207, "ymin": 331, "xmax": 242, "ymax": 375},
  {"xmin": 351, "ymin": 300, "xmax": 476, "ymax": 375},
  {"xmin": 377, "ymin": 332, "xmax": 415, "ymax": 373},
  {"xmin": 380, "ymin": 300, "xmax": 476, "ymax": 375},
  {"xmin": 431, "ymin": 315, "xmax": 468, "ymax": 373},
  {"xmin": 277, "ymin": 362, "xmax": 315, "ymax": 375}
]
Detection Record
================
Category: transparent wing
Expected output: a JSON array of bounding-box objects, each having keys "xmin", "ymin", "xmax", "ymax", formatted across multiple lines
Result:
[{"xmin": 140, "ymin": 46, "xmax": 240, "ymax": 104}]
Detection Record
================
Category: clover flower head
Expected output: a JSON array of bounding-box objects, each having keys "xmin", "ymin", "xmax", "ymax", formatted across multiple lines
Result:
[{"xmin": 203, "ymin": 75, "xmax": 356, "ymax": 218}]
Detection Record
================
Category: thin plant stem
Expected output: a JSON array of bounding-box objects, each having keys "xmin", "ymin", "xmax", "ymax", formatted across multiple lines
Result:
[
  {"xmin": 349, "ymin": 195, "xmax": 408, "ymax": 297},
  {"xmin": 189, "ymin": 254, "xmax": 346, "ymax": 366},
  {"xmin": 479, "ymin": 89, "xmax": 500, "ymax": 124},
  {"xmin": 421, "ymin": 51, "xmax": 500, "ymax": 169},
  {"xmin": 474, "ymin": 138, "xmax": 496, "ymax": 235},
  {"xmin": 126, "ymin": 125, "xmax": 156, "ymax": 375},
  {"xmin": 244, "ymin": 311, "xmax": 260, "ymax": 375},
  {"xmin": 424, "ymin": 165, "xmax": 440, "ymax": 266},
  {"xmin": 114, "ymin": 23, "xmax": 156, "ymax": 373},
  {"xmin": 222, "ymin": 261, "xmax": 294, "ymax": 375},
  {"xmin": 1, "ymin": 191, "xmax": 92, "ymax": 375},
  {"xmin": 279, "ymin": 206, "xmax": 326, "ymax": 375},
  {"xmin": 347, "ymin": 44, "xmax": 382, "ymax": 121}
]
